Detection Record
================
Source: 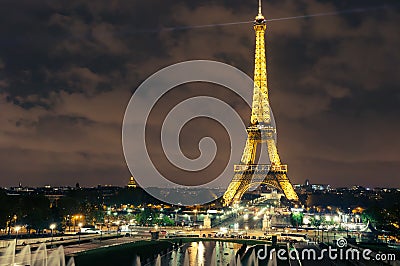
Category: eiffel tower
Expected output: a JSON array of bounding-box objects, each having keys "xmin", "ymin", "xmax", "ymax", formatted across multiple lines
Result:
[{"xmin": 222, "ymin": 0, "xmax": 298, "ymax": 206}]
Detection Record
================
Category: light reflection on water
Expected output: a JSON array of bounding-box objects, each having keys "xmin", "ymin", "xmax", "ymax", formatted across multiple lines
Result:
[{"xmin": 167, "ymin": 241, "xmax": 242, "ymax": 266}]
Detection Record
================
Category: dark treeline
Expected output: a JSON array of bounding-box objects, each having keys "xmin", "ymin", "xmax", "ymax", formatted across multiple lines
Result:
[
  {"xmin": 0, "ymin": 191, "xmax": 52, "ymax": 234},
  {"xmin": 0, "ymin": 187, "xmax": 162, "ymax": 234}
]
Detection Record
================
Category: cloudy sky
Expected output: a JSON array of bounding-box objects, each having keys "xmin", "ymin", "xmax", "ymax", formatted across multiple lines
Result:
[{"xmin": 0, "ymin": 0, "xmax": 399, "ymax": 188}]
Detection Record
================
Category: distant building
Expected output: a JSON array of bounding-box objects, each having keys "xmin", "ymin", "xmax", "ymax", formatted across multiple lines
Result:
[
  {"xmin": 311, "ymin": 184, "xmax": 330, "ymax": 191},
  {"xmin": 260, "ymin": 190, "xmax": 283, "ymax": 200},
  {"xmin": 127, "ymin": 176, "xmax": 137, "ymax": 188},
  {"xmin": 303, "ymin": 179, "xmax": 330, "ymax": 191},
  {"xmin": 294, "ymin": 179, "xmax": 331, "ymax": 194},
  {"xmin": 203, "ymin": 215, "xmax": 211, "ymax": 229}
]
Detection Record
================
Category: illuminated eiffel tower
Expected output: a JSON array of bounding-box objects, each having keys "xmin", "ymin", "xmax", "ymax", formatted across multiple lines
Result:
[{"xmin": 223, "ymin": 0, "xmax": 298, "ymax": 206}]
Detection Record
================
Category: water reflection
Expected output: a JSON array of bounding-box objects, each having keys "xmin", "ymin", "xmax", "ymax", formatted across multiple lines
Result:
[
  {"xmin": 168, "ymin": 241, "xmax": 241, "ymax": 266},
  {"xmin": 196, "ymin": 241, "xmax": 204, "ymax": 265}
]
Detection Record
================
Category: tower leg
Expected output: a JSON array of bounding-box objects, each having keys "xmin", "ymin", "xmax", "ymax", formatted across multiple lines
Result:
[
  {"xmin": 223, "ymin": 138, "xmax": 257, "ymax": 206},
  {"xmin": 274, "ymin": 173, "xmax": 298, "ymax": 201}
]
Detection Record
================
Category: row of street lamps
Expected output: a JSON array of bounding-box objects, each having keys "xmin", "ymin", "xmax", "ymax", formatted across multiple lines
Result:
[
  {"xmin": 13, "ymin": 222, "xmax": 86, "ymax": 246},
  {"xmin": 14, "ymin": 223, "xmax": 59, "ymax": 246}
]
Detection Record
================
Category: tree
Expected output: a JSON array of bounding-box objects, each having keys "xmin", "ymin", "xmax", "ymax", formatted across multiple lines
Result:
[
  {"xmin": 0, "ymin": 191, "xmax": 16, "ymax": 230},
  {"xmin": 290, "ymin": 212, "xmax": 303, "ymax": 227},
  {"xmin": 162, "ymin": 215, "xmax": 175, "ymax": 226},
  {"xmin": 311, "ymin": 216, "xmax": 322, "ymax": 227},
  {"xmin": 136, "ymin": 208, "xmax": 155, "ymax": 226},
  {"xmin": 20, "ymin": 195, "xmax": 51, "ymax": 233}
]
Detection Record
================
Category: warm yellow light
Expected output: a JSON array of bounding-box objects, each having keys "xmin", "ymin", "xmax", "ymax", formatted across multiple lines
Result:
[
  {"xmin": 50, "ymin": 224, "xmax": 56, "ymax": 230},
  {"xmin": 220, "ymin": 0, "xmax": 298, "ymax": 206},
  {"xmin": 15, "ymin": 226, "xmax": 21, "ymax": 232}
]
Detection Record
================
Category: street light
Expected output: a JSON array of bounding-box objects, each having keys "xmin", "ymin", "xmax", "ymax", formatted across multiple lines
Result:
[
  {"xmin": 15, "ymin": 226, "xmax": 21, "ymax": 246},
  {"xmin": 245, "ymin": 226, "xmax": 249, "ymax": 237},
  {"xmin": 73, "ymin": 214, "xmax": 83, "ymax": 233},
  {"xmin": 78, "ymin": 222, "xmax": 83, "ymax": 245},
  {"xmin": 72, "ymin": 215, "xmax": 75, "ymax": 232},
  {"xmin": 50, "ymin": 224, "xmax": 56, "ymax": 246},
  {"xmin": 105, "ymin": 218, "xmax": 110, "ymax": 233}
]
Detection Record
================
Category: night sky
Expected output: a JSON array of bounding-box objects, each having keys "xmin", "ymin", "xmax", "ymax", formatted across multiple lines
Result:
[{"xmin": 0, "ymin": 0, "xmax": 399, "ymax": 188}]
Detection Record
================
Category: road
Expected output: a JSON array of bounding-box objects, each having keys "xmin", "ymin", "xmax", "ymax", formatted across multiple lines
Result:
[{"xmin": 59, "ymin": 235, "xmax": 149, "ymax": 255}]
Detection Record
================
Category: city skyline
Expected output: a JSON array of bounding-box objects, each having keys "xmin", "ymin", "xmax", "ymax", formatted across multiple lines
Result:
[
  {"xmin": 0, "ymin": 0, "xmax": 400, "ymax": 188},
  {"xmin": 2, "ymin": 177, "xmax": 399, "ymax": 190}
]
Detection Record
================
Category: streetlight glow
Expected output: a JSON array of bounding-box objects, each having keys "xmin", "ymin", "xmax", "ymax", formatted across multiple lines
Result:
[{"xmin": 50, "ymin": 223, "xmax": 56, "ymax": 246}]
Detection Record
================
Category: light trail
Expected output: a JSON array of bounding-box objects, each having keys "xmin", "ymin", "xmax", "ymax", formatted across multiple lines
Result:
[
  {"xmin": 265, "ymin": 5, "xmax": 396, "ymax": 22},
  {"xmin": 144, "ymin": 4, "xmax": 399, "ymax": 33}
]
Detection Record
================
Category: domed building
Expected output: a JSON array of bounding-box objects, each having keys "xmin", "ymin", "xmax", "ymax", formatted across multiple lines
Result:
[{"xmin": 127, "ymin": 176, "xmax": 137, "ymax": 188}]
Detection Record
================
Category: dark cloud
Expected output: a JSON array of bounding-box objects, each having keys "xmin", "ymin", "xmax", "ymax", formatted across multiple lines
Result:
[{"xmin": 0, "ymin": 0, "xmax": 399, "ymax": 188}]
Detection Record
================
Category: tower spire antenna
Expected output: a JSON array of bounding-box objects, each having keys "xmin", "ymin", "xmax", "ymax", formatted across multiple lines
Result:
[{"xmin": 255, "ymin": 0, "xmax": 265, "ymax": 21}]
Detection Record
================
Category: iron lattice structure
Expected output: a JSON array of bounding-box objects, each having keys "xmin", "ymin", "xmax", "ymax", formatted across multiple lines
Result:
[{"xmin": 222, "ymin": 1, "xmax": 299, "ymax": 206}]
